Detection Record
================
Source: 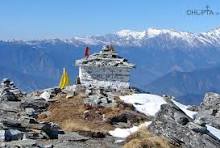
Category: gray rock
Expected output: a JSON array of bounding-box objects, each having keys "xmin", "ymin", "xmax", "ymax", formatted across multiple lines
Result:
[
  {"xmin": 0, "ymin": 130, "xmax": 5, "ymax": 141},
  {"xmin": 187, "ymin": 122, "xmax": 208, "ymax": 134},
  {"xmin": 20, "ymin": 116, "xmax": 39, "ymax": 127},
  {"xmin": 195, "ymin": 92, "xmax": 220, "ymax": 129},
  {"xmin": 2, "ymin": 119, "xmax": 22, "ymax": 128},
  {"xmin": 24, "ymin": 130, "xmax": 48, "ymax": 139},
  {"xmin": 25, "ymin": 108, "xmax": 36, "ymax": 116},
  {"xmin": 85, "ymin": 89, "xmax": 92, "ymax": 96},
  {"xmin": 100, "ymin": 97, "xmax": 108, "ymax": 104},
  {"xmin": 0, "ymin": 79, "xmax": 24, "ymax": 99},
  {"xmin": 5, "ymin": 129, "xmax": 23, "ymax": 141},
  {"xmin": 53, "ymin": 135, "xmax": 120, "ymax": 148},
  {"xmin": 148, "ymin": 104, "xmax": 220, "ymax": 148},
  {"xmin": 0, "ymin": 101, "xmax": 21, "ymax": 112},
  {"xmin": 42, "ymin": 123, "xmax": 64, "ymax": 139},
  {"xmin": 174, "ymin": 112, "xmax": 190, "ymax": 125},
  {"xmin": 75, "ymin": 85, "xmax": 86, "ymax": 94},
  {"xmin": 84, "ymin": 95, "xmax": 116, "ymax": 107},
  {"xmin": 40, "ymin": 91, "xmax": 51, "ymax": 101},
  {"xmin": 41, "ymin": 144, "xmax": 54, "ymax": 148},
  {"xmin": 4, "ymin": 139, "xmax": 37, "ymax": 147},
  {"xmin": 66, "ymin": 91, "xmax": 75, "ymax": 99},
  {"xmin": 0, "ymin": 90, "xmax": 18, "ymax": 101},
  {"xmin": 58, "ymin": 132, "xmax": 90, "ymax": 141},
  {"xmin": 187, "ymin": 105, "xmax": 199, "ymax": 112},
  {"xmin": 108, "ymin": 110, "xmax": 149, "ymax": 126},
  {"xmin": 21, "ymin": 98, "xmax": 49, "ymax": 111}
]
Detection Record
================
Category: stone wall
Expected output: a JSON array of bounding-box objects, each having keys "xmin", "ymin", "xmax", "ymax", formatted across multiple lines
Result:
[{"xmin": 79, "ymin": 66, "xmax": 131, "ymax": 89}]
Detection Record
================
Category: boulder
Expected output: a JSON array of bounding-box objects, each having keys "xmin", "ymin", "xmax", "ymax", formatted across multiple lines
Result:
[
  {"xmin": 148, "ymin": 104, "xmax": 220, "ymax": 147},
  {"xmin": 42, "ymin": 122, "xmax": 64, "ymax": 139},
  {"xmin": 195, "ymin": 92, "xmax": 220, "ymax": 129},
  {"xmin": 5, "ymin": 129, "xmax": 23, "ymax": 141}
]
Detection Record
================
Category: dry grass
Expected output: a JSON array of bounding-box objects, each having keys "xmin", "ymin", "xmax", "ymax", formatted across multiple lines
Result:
[
  {"xmin": 61, "ymin": 119, "xmax": 113, "ymax": 133},
  {"xmin": 123, "ymin": 128, "xmax": 174, "ymax": 148},
  {"xmin": 38, "ymin": 92, "xmax": 149, "ymax": 135},
  {"xmin": 38, "ymin": 94, "xmax": 122, "ymax": 133}
]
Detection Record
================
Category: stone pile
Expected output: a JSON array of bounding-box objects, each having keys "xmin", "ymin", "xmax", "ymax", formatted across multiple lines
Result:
[
  {"xmin": 0, "ymin": 80, "xmax": 123, "ymax": 147},
  {"xmin": 0, "ymin": 78, "xmax": 24, "ymax": 101},
  {"xmin": 84, "ymin": 95, "xmax": 116, "ymax": 108},
  {"xmin": 0, "ymin": 79, "xmax": 65, "ymax": 147},
  {"xmin": 83, "ymin": 87, "xmax": 118, "ymax": 108}
]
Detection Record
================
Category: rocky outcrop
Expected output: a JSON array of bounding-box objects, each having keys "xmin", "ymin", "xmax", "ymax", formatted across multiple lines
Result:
[
  {"xmin": 195, "ymin": 92, "xmax": 220, "ymax": 129},
  {"xmin": 0, "ymin": 79, "xmax": 64, "ymax": 146},
  {"xmin": 1, "ymin": 78, "xmax": 220, "ymax": 147},
  {"xmin": 148, "ymin": 103, "xmax": 220, "ymax": 148}
]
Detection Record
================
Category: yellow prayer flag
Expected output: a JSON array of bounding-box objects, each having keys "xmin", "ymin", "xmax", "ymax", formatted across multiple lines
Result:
[{"xmin": 59, "ymin": 68, "xmax": 70, "ymax": 89}]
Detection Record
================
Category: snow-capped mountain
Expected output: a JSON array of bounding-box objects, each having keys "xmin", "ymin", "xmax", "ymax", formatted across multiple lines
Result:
[
  {"xmin": 54, "ymin": 27, "xmax": 220, "ymax": 48},
  {"xmin": 1, "ymin": 27, "xmax": 220, "ymax": 104},
  {"xmin": 14, "ymin": 27, "xmax": 220, "ymax": 48}
]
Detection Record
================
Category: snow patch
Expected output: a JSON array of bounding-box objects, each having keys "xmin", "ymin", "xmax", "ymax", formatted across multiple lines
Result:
[
  {"xmin": 207, "ymin": 125, "xmax": 220, "ymax": 140},
  {"xmin": 120, "ymin": 94, "xmax": 167, "ymax": 116},
  {"xmin": 171, "ymin": 99, "xmax": 197, "ymax": 119},
  {"xmin": 109, "ymin": 121, "xmax": 151, "ymax": 139}
]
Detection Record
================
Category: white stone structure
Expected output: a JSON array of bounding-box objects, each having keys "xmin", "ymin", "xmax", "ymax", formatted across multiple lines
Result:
[{"xmin": 75, "ymin": 46, "xmax": 135, "ymax": 89}]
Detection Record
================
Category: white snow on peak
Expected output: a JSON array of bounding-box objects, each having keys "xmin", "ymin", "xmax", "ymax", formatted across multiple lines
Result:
[
  {"xmin": 119, "ymin": 93, "xmax": 167, "ymax": 116},
  {"xmin": 15, "ymin": 27, "xmax": 220, "ymax": 47},
  {"xmin": 171, "ymin": 99, "xmax": 197, "ymax": 119},
  {"xmin": 146, "ymin": 28, "xmax": 163, "ymax": 37},
  {"xmin": 116, "ymin": 29, "xmax": 146, "ymax": 39},
  {"xmin": 115, "ymin": 28, "xmax": 196, "ymax": 45},
  {"xmin": 146, "ymin": 28, "xmax": 191, "ymax": 38},
  {"xmin": 72, "ymin": 37, "xmax": 100, "ymax": 45},
  {"xmin": 204, "ymin": 27, "xmax": 220, "ymax": 35}
]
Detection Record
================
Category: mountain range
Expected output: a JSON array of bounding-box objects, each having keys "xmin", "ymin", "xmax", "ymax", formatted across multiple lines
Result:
[{"xmin": 1, "ymin": 27, "xmax": 220, "ymax": 104}]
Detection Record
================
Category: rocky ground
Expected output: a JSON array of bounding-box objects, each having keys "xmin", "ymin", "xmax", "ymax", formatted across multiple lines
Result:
[{"xmin": 0, "ymin": 78, "xmax": 220, "ymax": 148}]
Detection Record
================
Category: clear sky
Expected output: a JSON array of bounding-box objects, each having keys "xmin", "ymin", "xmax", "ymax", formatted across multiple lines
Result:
[{"xmin": 0, "ymin": 0, "xmax": 220, "ymax": 40}]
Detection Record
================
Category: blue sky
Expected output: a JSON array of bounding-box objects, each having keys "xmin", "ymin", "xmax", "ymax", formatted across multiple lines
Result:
[{"xmin": 0, "ymin": 0, "xmax": 220, "ymax": 40}]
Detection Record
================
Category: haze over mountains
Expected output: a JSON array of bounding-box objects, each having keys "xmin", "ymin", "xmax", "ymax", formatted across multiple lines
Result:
[{"xmin": 1, "ymin": 27, "xmax": 220, "ymax": 104}]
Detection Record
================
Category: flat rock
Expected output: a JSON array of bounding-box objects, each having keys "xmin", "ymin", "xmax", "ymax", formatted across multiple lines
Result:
[
  {"xmin": 0, "ymin": 102, "xmax": 21, "ymax": 112},
  {"xmin": 4, "ymin": 139, "xmax": 37, "ymax": 147},
  {"xmin": 58, "ymin": 132, "xmax": 90, "ymax": 141}
]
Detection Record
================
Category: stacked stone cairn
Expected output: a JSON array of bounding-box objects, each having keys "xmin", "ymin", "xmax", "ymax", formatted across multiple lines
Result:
[{"xmin": 0, "ymin": 78, "xmax": 64, "ymax": 147}]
